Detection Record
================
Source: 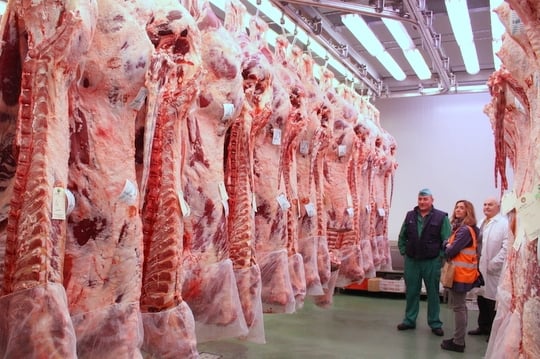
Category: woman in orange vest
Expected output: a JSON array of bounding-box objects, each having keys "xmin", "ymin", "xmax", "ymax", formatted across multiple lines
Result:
[{"xmin": 440, "ymin": 199, "xmax": 481, "ymax": 353}]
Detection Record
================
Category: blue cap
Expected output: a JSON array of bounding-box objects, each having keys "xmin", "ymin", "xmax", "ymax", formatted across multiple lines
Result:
[{"xmin": 418, "ymin": 188, "xmax": 432, "ymax": 196}]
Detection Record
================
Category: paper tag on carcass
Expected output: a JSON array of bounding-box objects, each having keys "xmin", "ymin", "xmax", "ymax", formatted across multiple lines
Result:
[
  {"xmin": 346, "ymin": 193, "xmax": 353, "ymax": 208},
  {"xmin": 218, "ymin": 182, "xmax": 229, "ymax": 201},
  {"xmin": 119, "ymin": 179, "xmax": 138, "ymax": 205},
  {"xmin": 272, "ymin": 128, "xmax": 282, "ymax": 145},
  {"xmin": 347, "ymin": 207, "xmax": 354, "ymax": 217},
  {"xmin": 338, "ymin": 145, "xmax": 347, "ymax": 157},
  {"xmin": 252, "ymin": 193, "xmax": 258, "ymax": 213},
  {"xmin": 510, "ymin": 10, "xmax": 524, "ymax": 36},
  {"xmin": 514, "ymin": 96, "xmax": 525, "ymax": 114},
  {"xmin": 516, "ymin": 191, "xmax": 540, "ymax": 240},
  {"xmin": 222, "ymin": 200, "xmax": 229, "ymax": 217},
  {"xmin": 130, "ymin": 87, "xmax": 148, "ymax": 110},
  {"xmin": 52, "ymin": 187, "xmax": 66, "ymax": 220},
  {"xmin": 65, "ymin": 189, "xmax": 76, "ymax": 215},
  {"xmin": 277, "ymin": 193, "xmax": 291, "ymax": 210},
  {"xmin": 501, "ymin": 189, "xmax": 517, "ymax": 214},
  {"xmin": 222, "ymin": 103, "xmax": 235, "ymax": 121},
  {"xmin": 299, "ymin": 140, "xmax": 309, "ymax": 155},
  {"xmin": 365, "ymin": 205, "xmax": 371, "ymax": 213},
  {"xmin": 304, "ymin": 203, "xmax": 316, "ymax": 217},
  {"xmin": 177, "ymin": 191, "xmax": 191, "ymax": 217},
  {"xmin": 378, "ymin": 208, "xmax": 386, "ymax": 217}
]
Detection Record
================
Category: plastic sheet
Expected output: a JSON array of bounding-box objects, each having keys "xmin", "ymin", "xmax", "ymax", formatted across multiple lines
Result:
[
  {"xmin": 0, "ymin": 283, "xmax": 76, "ymax": 359},
  {"xmin": 183, "ymin": 259, "xmax": 248, "ymax": 343},
  {"xmin": 360, "ymin": 239, "xmax": 376, "ymax": 278},
  {"xmin": 316, "ymin": 236, "xmax": 331, "ymax": 290},
  {"xmin": 288, "ymin": 252, "xmax": 306, "ymax": 310},
  {"xmin": 298, "ymin": 235, "xmax": 323, "ymax": 296},
  {"xmin": 234, "ymin": 264, "xmax": 265, "ymax": 344},
  {"xmin": 72, "ymin": 301, "xmax": 143, "ymax": 359},
  {"xmin": 259, "ymin": 249, "xmax": 295, "ymax": 314},
  {"xmin": 335, "ymin": 244, "xmax": 364, "ymax": 288},
  {"xmin": 313, "ymin": 270, "xmax": 339, "ymax": 309},
  {"xmin": 141, "ymin": 301, "xmax": 198, "ymax": 359}
]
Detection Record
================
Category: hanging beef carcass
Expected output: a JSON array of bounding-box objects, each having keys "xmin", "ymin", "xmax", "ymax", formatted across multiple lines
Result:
[
  {"xmin": 136, "ymin": 1, "xmax": 202, "ymax": 357},
  {"xmin": 223, "ymin": 0, "xmax": 267, "ymax": 342},
  {"xmin": 313, "ymin": 70, "xmax": 362, "ymax": 307},
  {"xmin": 0, "ymin": 1, "xmax": 96, "ymax": 357},
  {"xmin": 370, "ymin": 125, "xmax": 398, "ymax": 271},
  {"xmin": 274, "ymin": 39, "xmax": 309, "ymax": 310},
  {"xmin": 348, "ymin": 97, "xmax": 377, "ymax": 279},
  {"xmin": 178, "ymin": 0, "xmax": 248, "ymax": 343},
  {"xmin": 63, "ymin": 0, "xmax": 152, "ymax": 357},
  {"xmin": 483, "ymin": 2, "xmax": 540, "ymax": 358},
  {"xmin": 292, "ymin": 49, "xmax": 332, "ymax": 296},
  {"xmin": 250, "ymin": 30, "xmax": 296, "ymax": 314}
]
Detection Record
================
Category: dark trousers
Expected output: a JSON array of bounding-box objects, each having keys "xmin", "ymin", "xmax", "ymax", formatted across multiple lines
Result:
[{"xmin": 477, "ymin": 295, "xmax": 496, "ymax": 333}]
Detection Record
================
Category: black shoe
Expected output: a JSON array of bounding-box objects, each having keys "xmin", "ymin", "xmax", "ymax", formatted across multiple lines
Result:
[
  {"xmin": 397, "ymin": 323, "xmax": 415, "ymax": 331},
  {"xmin": 431, "ymin": 328, "xmax": 444, "ymax": 336},
  {"xmin": 441, "ymin": 339, "xmax": 465, "ymax": 353},
  {"xmin": 468, "ymin": 328, "xmax": 488, "ymax": 335}
]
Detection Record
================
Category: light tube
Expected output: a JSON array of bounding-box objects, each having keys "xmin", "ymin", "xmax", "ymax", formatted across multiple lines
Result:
[
  {"xmin": 382, "ymin": 17, "xmax": 431, "ymax": 80},
  {"xmin": 0, "ymin": 2, "xmax": 5, "ymax": 15},
  {"xmin": 403, "ymin": 49, "xmax": 432, "ymax": 80},
  {"xmin": 445, "ymin": 0, "xmax": 480, "ymax": 74},
  {"xmin": 342, "ymin": 14, "xmax": 384, "ymax": 56},
  {"xmin": 382, "ymin": 18, "xmax": 414, "ymax": 50},
  {"xmin": 377, "ymin": 51, "xmax": 406, "ymax": 81},
  {"xmin": 342, "ymin": 14, "xmax": 406, "ymax": 81}
]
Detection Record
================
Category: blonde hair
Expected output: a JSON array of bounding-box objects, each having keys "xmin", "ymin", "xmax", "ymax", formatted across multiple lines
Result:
[{"xmin": 451, "ymin": 199, "xmax": 477, "ymax": 227}]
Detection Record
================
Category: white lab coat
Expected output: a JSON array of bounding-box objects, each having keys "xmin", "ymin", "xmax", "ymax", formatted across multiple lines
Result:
[{"xmin": 478, "ymin": 213, "xmax": 509, "ymax": 300}]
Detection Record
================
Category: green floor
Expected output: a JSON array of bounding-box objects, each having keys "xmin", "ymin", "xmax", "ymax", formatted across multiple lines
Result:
[{"xmin": 198, "ymin": 291, "xmax": 488, "ymax": 359}]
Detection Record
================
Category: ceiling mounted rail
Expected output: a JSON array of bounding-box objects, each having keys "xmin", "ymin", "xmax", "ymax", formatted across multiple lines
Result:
[
  {"xmin": 274, "ymin": 0, "xmax": 416, "ymax": 23},
  {"xmin": 402, "ymin": 0, "xmax": 453, "ymax": 92},
  {"xmin": 273, "ymin": 0, "xmax": 455, "ymax": 97}
]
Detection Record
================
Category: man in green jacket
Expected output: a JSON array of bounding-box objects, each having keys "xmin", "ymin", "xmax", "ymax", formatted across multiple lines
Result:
[{"xmin": 397, "ymin": 188, "xmax": 451, "ymax": 336}]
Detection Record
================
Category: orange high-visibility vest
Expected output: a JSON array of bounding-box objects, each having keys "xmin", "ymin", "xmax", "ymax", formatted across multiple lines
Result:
[{"xmin": 447, "ymin": 225, "xmax": 479, "ymax": 284}]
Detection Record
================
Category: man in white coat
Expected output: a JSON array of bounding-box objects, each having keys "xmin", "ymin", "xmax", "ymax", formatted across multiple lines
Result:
[{"xmin": 468, "ymin": 197, "xmax": 509, "ymax": 337}]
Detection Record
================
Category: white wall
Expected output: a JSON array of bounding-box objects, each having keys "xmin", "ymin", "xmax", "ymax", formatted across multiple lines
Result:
[{"xmin": 375, "ymin": 92, "xmax": 507, "ymax": 252}]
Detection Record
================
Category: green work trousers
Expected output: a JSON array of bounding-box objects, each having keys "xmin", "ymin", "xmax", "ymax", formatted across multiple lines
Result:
[{"xmin": 402, "ymin": 255, "xmax": 443, "ymax": 329}]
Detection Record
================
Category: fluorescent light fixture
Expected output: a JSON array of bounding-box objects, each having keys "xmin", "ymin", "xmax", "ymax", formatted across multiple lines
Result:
[
  {"xmin": 457, "ymin": 84, "xmax": 488, "ymax": 92},
  {"xmin": 342, "ymin": 14, "xmax": 406, "ymax": 81},
  {"xmin": 382, "ymin": 18, "xmax": 431, "ymax": 80},
  {"xmin": 0, "ymin": 2, "xmax": 6, "ymax": 15},
  {"xmin": 381, "ymin": 18, "xmax": 414, "ymax": 50},
  {"xmin": 445, "ymin": 0, "xmax": 480, "ymax": 74},
  {"xmin": 490, "ymin": 0, "xmax": 505, "ymax": 70}
]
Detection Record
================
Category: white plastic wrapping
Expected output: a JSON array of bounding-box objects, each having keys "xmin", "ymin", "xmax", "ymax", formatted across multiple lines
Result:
[
  {"xmin": 183, "ymin": 259, "xmax": 248, "ymax": 343},
  {"xmin": 335, "ymin": 244, "xmax": 364, "ymax": 288},
  {"xmin": 141, "ymin": 301, "xmax": 198, "ymax": 359},
  {"xmin": 259, "ymin": 249, "xmax": 295, "ymax": 314},
  {"xmin": 288, "ymin": 252, "xmax": 306, "ymax": 310},
  {"xmin": 0, "ymin": 283, "xmax": 76, "ymax": 358},
  {"xmin": 234, "ymin": 264, "xmax": 265, "ymax": 344},
  {"xmin": 298, "ymin": 235, "xmax": 323, "ymax": 296},
  {"xmin": 71, "ymin": 301, "xmax": 143, "ymax": 359}
]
